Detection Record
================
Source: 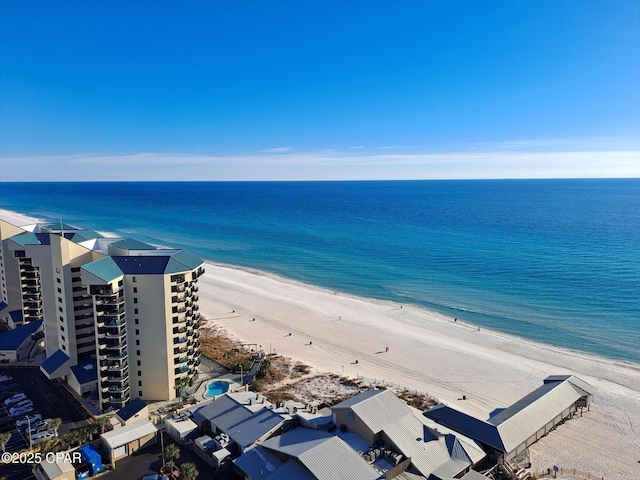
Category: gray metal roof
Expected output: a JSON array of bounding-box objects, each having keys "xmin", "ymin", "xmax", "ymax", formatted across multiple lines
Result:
[
  {"xmin": 234, "ymin": 446, "xmax": 283, "ymax": 479},
  {"xmin": 265, "ymin": 460, "xmax": 315, "ymax": 480},
  {"xmin": 382, "ymin": 412, "xmax": 470, "ymax": 478},
  {"xmin": 197, "ymin": 394, "xmax": 285, "ymax": 449},
  {"xmin": 108, "ymin": 238, "xmax": 156, "ymax": 251},
  {"xmin": 332, "ymin": 388, "xmax": 412, "ymax": 434},
  {"xmin": 101, "ymin": 419, "xmax": 157, "ymax": 449},
  {"xmin": 261, "ymin": 428, "xmax": 379, "ymax": 480},
  {"xmin": 165, "ymin": 250, "xmax": 204, "ymax": 273},
  {"xmin": 426, "ymin": 376, "xmax": 592, "ymax": 456}
]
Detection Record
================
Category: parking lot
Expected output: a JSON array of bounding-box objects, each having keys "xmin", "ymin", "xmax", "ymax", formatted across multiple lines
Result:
[{"xmin": 0, "ymin": 366, "xmax": 92, "ymax": 480}]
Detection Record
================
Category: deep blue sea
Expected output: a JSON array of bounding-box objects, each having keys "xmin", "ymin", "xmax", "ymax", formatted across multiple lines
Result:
[{"xmin": 1, "ymin": 180, "xmax": 638, "ymax": 364}]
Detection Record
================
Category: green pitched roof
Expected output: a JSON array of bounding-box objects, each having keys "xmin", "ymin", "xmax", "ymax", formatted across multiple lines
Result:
[
  {"xmin": 10, "ymin": 232, "xmax": 41, "ymax": 246},
  {"xmin": 109, "ymin": 238, "xmax": 156, "ymax": 251},
  {"xmin": 164, "ymin": 249, "xmax": 204, "ymax": 273},
  {"xmin": 82, "ymin": 257, "xmax": 123, "ymax": 283},
  {"xmin": 71, "ymin": 230, "xmax": 103, "ymax": 242}
]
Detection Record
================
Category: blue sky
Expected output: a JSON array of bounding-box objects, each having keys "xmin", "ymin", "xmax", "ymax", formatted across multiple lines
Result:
[{"xmin": 1, "ymin": 1, "xmax": 638, "ymax": 180}]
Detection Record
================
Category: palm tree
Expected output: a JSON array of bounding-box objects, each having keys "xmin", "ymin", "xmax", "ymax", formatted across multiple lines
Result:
[
  {"xmin": 46, "ymin": 418, "xmax": 62, "ymax": 437},
  {"xmin": 0, "ymin": 432, "xmax": 11, "ymax": 452},
  {"xmin": 179, "ymin": 462, "xmax": 198, "ymax": 480},
  {"xmin": 164, "ymin": 443, "xmax": 180, "ymax": 469},
  {"xmin": 93, "ymin": 416, "xmax": 110, "ymax": 435}
]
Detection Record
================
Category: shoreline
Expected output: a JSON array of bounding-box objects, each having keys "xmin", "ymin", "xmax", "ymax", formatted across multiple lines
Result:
[{"xmin": 2, "ymin": 207, "xmax": 639, "ymax": 478}]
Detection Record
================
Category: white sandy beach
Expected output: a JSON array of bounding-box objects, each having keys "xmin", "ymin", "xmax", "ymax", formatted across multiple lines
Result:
[{"xmin": 2, "ymin": 208, "xmax": 639, "ymax": 479}]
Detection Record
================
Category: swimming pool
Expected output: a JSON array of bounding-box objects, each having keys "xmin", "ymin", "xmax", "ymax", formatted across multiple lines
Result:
[{"xmin": 204, "ymin": 381, "xmax": 230, "ymax": 398}]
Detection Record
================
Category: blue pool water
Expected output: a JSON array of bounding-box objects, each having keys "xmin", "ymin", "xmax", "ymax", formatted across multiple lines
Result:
[{"xmin": 204, "ymin": 381, "xmax": 230, "ymax": 398}]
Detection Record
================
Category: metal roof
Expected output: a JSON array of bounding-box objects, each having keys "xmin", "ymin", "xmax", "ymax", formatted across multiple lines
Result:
[
  {"xmin": 82, "ymin": 257, "xmax": 124, "ymax": 283},
  {"xmin": 262, "ymin": 428, "xmax": 379, "ymax": 480},
  {"xmin": 70, "ymin": 356, "xmax": 97, "ymax": 385},
  {"xmin": 116, "ymin": 397, "xmax": 148, "ymax": 422},
  {"xmin": 41, "ymin": 349, "xmax": 70, "ymax": 376},
  {"xmin": 265, "ymin": 460, "xmax": 315, "ymax": 480},
  {"xmin": 165, "ymin": 250, "xmax": 204, "ymax": 272},
  {"xmin": 9, "ymin": 310, "xmax": 23, "ymax": 324},
  {"xmin": 234, "ymin": 446, "xmax": 284, "ymax": 479},
  {"xmin": 101, "ymin": 419, "xmax": 157, "ymax": 449},
  {"xmin": 197, "ymin": 394, "xmax": 285, "ymax": 449},
  {"xmin": 108, "ymin": 238, "xmax": 157, "ymax": 251},
  {"xmin": 9, "ymin": 232, "xmax": 44, "ymax": 246},
  {"xmin": 0, "ymin": 301, "xmax": 7, "ymax": 312},
  {"xmin": 492, "ymin": 381, "xmax": 583, "ymax": 454},
  {"xmin": 112, "ymin": 256, "xmax": 170, "ymax": 275},
  {"xmin": 332, "ymin": 388, "xmax": 412, "ymax": 434},
  {"xmin": 0, "ymin": 319, "xmax": 42, "ymax": 351},
  {"xmin": 426, "ymin": 376, "xmax": 593, "ymax": 456},
  {"xmin": 382, "ymin": 412, "xmax": 469, "ymax": 479}
]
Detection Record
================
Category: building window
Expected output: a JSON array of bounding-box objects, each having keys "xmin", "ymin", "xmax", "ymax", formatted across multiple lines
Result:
[
  {"xmin": 139, "ymin": 391, "xmax": 142, "ymax": 396},
  {"xmin": 56, "ymin": 267, "xmax": 60, "ymax": 274},
  {"xmin": 133, "ymin": 287, "xmax": 137, "ymax": 293},
  {"xmin": 58, "ymin": 297, "xmax": 62, "ymax": 303},
  {"xmin": 138, "ymin": 370, "xmax": 142, "ymax": 376},
  {"xmin": 62, "ymin": 345, "xmax": 66, "ymax": 351},
  {"xmin": 58, "ymin": 307, "xmax": 63, "ymax": 313},
  {"xmin": 57, "ymin": 277, "xmax": 61, "ymax": 284},
  {"xmin": 134, "ymin": 319, "xmax": 139, "ymax": 325},
  {"xmin": 60, "ymin": 326, "xmax": 64, "ymax": 332},
  {"xmin": 61, "ymin": 335, "xmax": 65, "ymax": 341},
  {"xmin": 138, "ymin": 381, "xmax": 142, "ymax": 387},
  {"xmin": 134, "ymin": 308, "xmax": 138, "ymax": 314},
  {"xmin": 132, "ymin": 276, "xmax": 137, "ymax": 283},
  {"xmin": 135, "ymin": 329, "xmax": 139, "ymax": 335},
  {"xmin": 136, "ymin": 340, "xmax": 140, "ymax": 346},
  {"xmin": 137, "ymin": 360, "xmax": 141, "ymax": 366},
  {"xmin": 59, "ymin": 316, "xmax": 64, "ymax": 322},
  {"xmin": 57, "ymin": 287, "xmax": 62, "ymax": 293},
  {"xmin": 137, "ymin": 350, "xmax": 141, "ymax": 356},
  {"xmin": 118, "ymin": 280, "xmax": 123, "ymax": 287},
  {"xmin": 133, "ymin": 298, "xmax": 138, "ymax": 304}
]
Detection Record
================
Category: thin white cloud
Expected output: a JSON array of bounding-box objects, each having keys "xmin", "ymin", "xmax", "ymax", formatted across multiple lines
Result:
[
  {"xmin": 1, "ymin": 150, "xmax": 638, "ymax": 181},
  {"xmin": 259, "ymin": 146, "xmax": 294, "ymax": 153}
]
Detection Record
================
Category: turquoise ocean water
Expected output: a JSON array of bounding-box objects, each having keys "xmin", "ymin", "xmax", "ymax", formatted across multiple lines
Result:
[{"xmin": 0, "ymin": 179, "xmax": 638, "ymax": 364}]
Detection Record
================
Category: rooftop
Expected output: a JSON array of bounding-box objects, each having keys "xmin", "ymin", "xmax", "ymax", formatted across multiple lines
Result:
[
  {"xmin": 41, "ymin": 349, "xmax": 70, "ymax": 376},
  {"xmin": 116, "ymin": 397, "xmax": 148, "ymax": 422},
  {"xmin": 0, "ymin": 319, "xmax": 42, "ymax": 351},
  {"xmin": 101, "ymin": 419, "xmax": 157, "ymax": 449},
  {"xmin": 70, "ymin": 356, "xmax": 98, "ymax": 385}
]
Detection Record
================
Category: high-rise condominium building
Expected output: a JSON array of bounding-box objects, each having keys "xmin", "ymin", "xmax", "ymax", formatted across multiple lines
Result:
[{"xmin": 0, "ymin": 218, "xmax": 204, "ymax": 411}]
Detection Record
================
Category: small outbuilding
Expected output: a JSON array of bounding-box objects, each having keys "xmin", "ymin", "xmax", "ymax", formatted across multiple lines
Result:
[{"xmin": 101, "ymin": 419, "xmax": 157, "ymax": 463}]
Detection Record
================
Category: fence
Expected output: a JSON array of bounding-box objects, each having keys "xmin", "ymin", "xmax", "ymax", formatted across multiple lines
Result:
[
  {"xmin": 355, "ymin": 375, "xmax": 434, "ymax": 398},
  {"xmin": 532, "ymin": 467, "xmax": 604, "ymax": 480}
]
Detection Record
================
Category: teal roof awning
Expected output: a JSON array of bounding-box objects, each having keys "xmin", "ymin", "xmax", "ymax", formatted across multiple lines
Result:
[{"xmin": 82, "ymin": 257, "xmax": 124, "ymax": 283}]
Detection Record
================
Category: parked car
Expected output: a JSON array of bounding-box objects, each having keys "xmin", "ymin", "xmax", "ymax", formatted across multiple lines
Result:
[
  {"xmin": 16, "ymin": 414, "xmax": 42, "ymax": 427},
  {"xmin": 30, "ymin": 430, "xmax": 56, "ymax": 441},
  {"xmin": 4, "ymin": 393, "xmax": 26, "ymax": 405},
  {"xmin": 9, "ymin": 401, "xmax": 33, "ymax": 415},
  {"xmin": 10, "ymin": 399, "xmax": 33, "ymax": 410},
  {"xmin": 10, "ymin": 406, "xmax": 34, "ymax": 417},
  {"xmin": 26, "ymin": 421, "xmax": 49, "ymax": 435}
]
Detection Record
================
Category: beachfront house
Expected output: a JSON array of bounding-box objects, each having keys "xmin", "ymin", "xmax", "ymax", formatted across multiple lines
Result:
[{"xmin": 424, "ymin": 375, "xmax": 595, "ymax": 463}]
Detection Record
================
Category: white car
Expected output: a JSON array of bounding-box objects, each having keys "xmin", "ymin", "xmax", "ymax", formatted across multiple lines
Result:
[
  {"xmin": 10, "ymin": 399, "xmax": 33, "ymax": 410},
  {"xmin": 30, "ymin": 430, "xmax": 56, "ymax": 442},
  {"xmin": 26, "ymin": 421, "xmax": 49, "ymax": 435},
  {"xmin": 9, "ymin": 401, "xmax": 34, "ymax": 415},
  {"xmin": 4, "ymin": 393, "xmax": 26, "ymax": 405},
  {"xmin": 10, "ymin": 405, "xmax": 34, "ymax": 417},
  {"xmin": 16, "ymin": 414, "xmax": 42, "ymax": 427}
]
